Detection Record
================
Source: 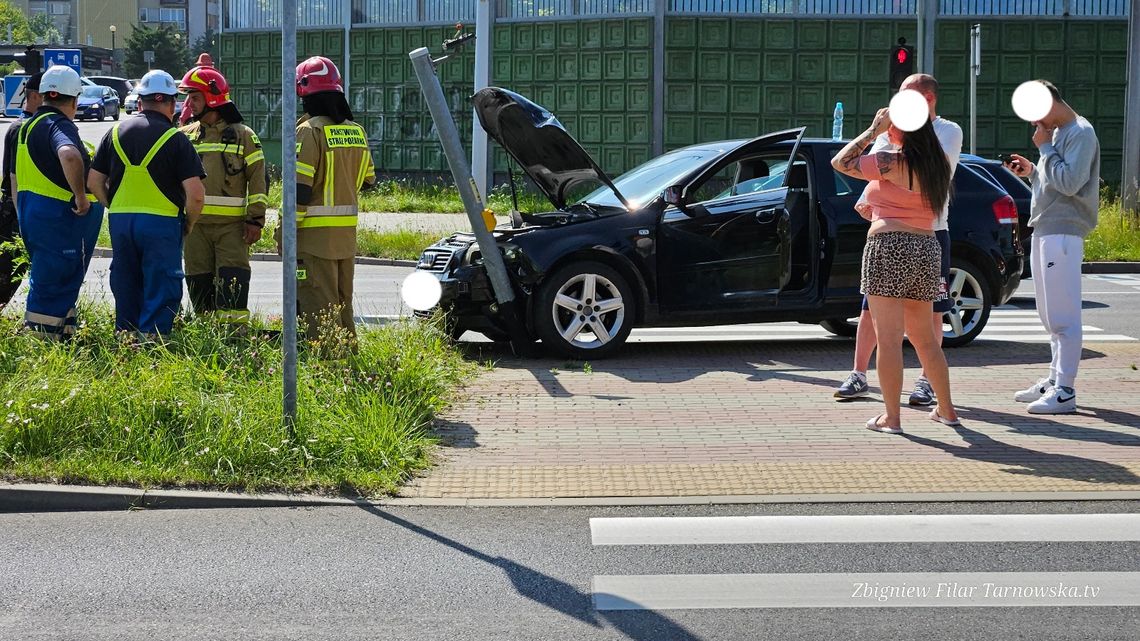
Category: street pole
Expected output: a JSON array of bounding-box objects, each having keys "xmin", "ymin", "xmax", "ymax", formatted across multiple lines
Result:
[
  {"xmin": 1123, "ymin": 2, "xmax": 1140, "ymax": 214},
  {"xmin": 282, "ymin": 0, "xmax": 299, "ymax": 435},
  {"xmin": 409, "ymin": 45, "xmax": 529, "ymax": 354},
  {"xmin": 471, "ymin": 0, "xmax": 492, "ymax": 199},
  {"xmin": 342, "ymin": 0, "xmax": 351, "ymax": 95},
  {"xmin": 917, "ymin": 0, "xmax": 937, "ymax": 75},
  {"xmin": 969, "ymin": 24, "xmax": 980, "ymax": 155}
]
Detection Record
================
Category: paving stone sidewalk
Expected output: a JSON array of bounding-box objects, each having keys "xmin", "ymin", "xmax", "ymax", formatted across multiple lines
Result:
[{"xmin": 399, "ymin": 340, "xmax": 1140, "ymax": 499}]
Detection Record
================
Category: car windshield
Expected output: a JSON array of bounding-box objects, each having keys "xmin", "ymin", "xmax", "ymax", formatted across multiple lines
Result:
[
  {"xmin": 81, "ymin": 86, "xmax": 104, "ymax": 98},
  {"xmin": 574, "ymin": 147, "xmax": 725, "ymax": 210}
]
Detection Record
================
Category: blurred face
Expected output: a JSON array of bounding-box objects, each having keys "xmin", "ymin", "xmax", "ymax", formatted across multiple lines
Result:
[
  {"xmin": 899, "ymin": 79, "xmax": 937, "ymax": 117},
  {"xmin": 186, "ymin": 91, "xmax": 207, "ymax": 117}
]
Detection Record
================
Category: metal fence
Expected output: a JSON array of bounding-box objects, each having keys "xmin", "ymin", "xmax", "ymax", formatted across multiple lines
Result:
[{"xmin": 223, "ymin": 0, "xmax": 1127, "ymax": 29}]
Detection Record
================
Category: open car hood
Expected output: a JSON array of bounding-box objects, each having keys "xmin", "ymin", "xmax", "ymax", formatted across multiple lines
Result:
[{"xmin": 473, "ymin": 87, "xmax": 629, "ymax": 211}]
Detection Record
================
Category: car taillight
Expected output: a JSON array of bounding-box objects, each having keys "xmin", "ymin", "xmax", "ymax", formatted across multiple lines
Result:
[{"xmin": 992, "ymin": 194, "xmax": 1018, "ymax": 225}]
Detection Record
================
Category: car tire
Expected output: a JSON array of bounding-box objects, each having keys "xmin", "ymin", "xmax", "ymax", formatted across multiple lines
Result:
[
  {"xmin": 941, "ymin": 257, "xmax": 992, "ymax": 348},
  {"xmin": 112, "ymin": 109, "xmax": 120, "ymax": 121},
  {"xmin": 820, "ymin": 317, "xmax": 858, "ymax": 337},
  {"xmin": 534, "ymin": 260, "xmax": 635, "ymax": 360}
]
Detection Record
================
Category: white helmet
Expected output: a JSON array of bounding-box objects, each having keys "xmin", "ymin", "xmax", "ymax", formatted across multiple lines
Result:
[
  {"xmin": 136, "ymin": 70, "xmax": 179, "ymax": 97},
  {"xmin": 40, "ymin": 64, "xmax": 82, "ymax": 98}
]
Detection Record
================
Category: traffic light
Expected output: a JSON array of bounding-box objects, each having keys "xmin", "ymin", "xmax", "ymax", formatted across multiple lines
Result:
[
  {"xmin": 890, "ymin": 40, "xmax": 915, "ymax": 92},
  {"xmin": 16, "ymin": 45, "xmax": 42, "ymax": 73}
]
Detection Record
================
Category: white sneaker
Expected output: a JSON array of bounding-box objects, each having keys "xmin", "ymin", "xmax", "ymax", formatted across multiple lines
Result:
[
  {"xmin": 1014, "ymin": 377, "xmax": 1054, "ymax": 403},
  {"xmin": 1027, "ymin": 386, "xmax": 1077, "ymax": 414}
]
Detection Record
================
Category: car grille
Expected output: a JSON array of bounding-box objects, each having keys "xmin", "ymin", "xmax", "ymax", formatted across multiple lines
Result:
[{"xmin": 419, "ymin": 249, "xmax": 454, "ymax": 273}]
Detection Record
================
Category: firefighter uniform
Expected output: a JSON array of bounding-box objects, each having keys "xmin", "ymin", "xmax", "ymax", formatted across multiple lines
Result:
[
  {"xmin": 179, "ymin": 117, "xmax": 267, "ymax": 322},
  {"xmin": 13, "ymin": 67, "xmax": 104, "ymax": 340},
  {"xmin": 291, "ymin": 56, "xmax": 376, "ymax": 340},
  {"xmin": 89, "ymin": 70, "xmax": 205, "ymax": 336},
  {"xmin": 294, "ymin": 113, "xmax": 374, "ymax": 338}
]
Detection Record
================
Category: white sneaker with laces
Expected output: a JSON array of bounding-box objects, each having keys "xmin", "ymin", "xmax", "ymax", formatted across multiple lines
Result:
[
  {"xmin": 1027, "ymin": 386, "xmax": 1077, "ymax": 414},
  {"xmin": 1014, "ymin": 377, "xmax": 1054, "ymax": 403}
]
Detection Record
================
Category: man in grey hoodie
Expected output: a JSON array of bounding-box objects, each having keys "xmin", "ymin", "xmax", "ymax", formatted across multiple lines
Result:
[{"xmin": 1005, "ymin": 80, "xmax": 1100, "ymax": 414}]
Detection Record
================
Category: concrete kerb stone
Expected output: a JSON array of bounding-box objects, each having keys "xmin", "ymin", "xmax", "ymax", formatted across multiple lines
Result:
[{"xmin": 7, "ymin": 482, "xmax": 1140, "ymax": 512}]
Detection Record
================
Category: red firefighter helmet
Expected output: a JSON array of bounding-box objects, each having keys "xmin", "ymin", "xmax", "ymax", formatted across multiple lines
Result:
[
  {"xmin": 179, "ymin": 67, "xmax": 231, "ymax": 109},
  {"xmin": 295, "ymin": 56, "xmax": 343, "ymax": 97}
]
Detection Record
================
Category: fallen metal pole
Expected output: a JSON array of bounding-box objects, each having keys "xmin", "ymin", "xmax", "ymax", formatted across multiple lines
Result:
[{"xmin": 409, "ymin": 45, "xmax": 530, "ymax": 354}]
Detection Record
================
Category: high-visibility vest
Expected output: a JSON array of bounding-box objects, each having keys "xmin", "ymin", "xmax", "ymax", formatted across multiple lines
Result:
[
  {"xmin": 108, "ymin": 125, "xmax": 180, "ymax": 217},
  {"xmin": 14, "ymin": 112, "xmax": 96, "ymax": 204}
]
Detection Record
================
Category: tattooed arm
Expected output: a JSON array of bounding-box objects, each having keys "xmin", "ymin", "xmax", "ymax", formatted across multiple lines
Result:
[{"xmin": 831, "ymin": 107, "xmax": 893, "ymax": 180}]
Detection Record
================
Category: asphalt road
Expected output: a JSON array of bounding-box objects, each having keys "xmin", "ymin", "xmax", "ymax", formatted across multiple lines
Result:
[{"xmin": 1, "ymin": 501, "xmax": 1138, "ymax": 640}]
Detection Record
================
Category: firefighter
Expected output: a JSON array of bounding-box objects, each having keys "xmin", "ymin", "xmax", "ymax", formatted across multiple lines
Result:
[
  {"xmin": 87, "ymin": 70, "xmax": 205, "ymax": 337},
  {"xmin": 179, "ymin": 52, "xmax": 215, "ymax": 127},
  {"xmin": 1, "ymin": 71, "xmax": 42, "ymax": 309},
  {"xmin": 287, "ymin": 56, "xmax": 375, "ymax": 340},
  {"xmin": 178, "ymin": 66, "xmax": 267, "ymax": 324},
  {"xmin": 10, "ymin": 65, "xmax": 104, "ymax": 340}
]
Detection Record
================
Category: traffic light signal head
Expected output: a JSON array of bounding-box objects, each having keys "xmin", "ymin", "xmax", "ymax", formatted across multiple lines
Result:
[
  {"xmin": 17, "ymin": 45, "xmax": 42, "ymax": 74},
  {"xmin": 890, "ymin": 43, "xmax": 915, "ymax": 92}
]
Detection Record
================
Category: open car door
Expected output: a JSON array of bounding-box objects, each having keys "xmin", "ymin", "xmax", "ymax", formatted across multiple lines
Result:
[{"xmin": 657, "ymin": 128, "xmax": 807, "ymax": 313}]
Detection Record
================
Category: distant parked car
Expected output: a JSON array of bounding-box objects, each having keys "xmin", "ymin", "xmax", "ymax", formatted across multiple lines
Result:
[
  {"xmin": 76, "ymin": 85, "xmax": 119, "ymax": 121},
  {"xmin": 87, "ymin": 76, "xmax": 133, "ymax": 107},
  {"xmin": 123, "ymin": 89, "xmax": 139, "ymax": 114}
]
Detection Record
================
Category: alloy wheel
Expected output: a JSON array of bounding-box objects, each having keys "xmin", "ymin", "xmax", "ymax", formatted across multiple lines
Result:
[{"xmin": 550, "ymin": 272, "xmax": 626, "ymax": 350}]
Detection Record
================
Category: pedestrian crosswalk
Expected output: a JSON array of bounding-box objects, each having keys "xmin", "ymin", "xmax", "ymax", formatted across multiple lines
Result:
[
  {"xmin": 588, "ymin": 513, "xmax": 1140, "ymax": 610},
  {"xmin": 617, "ymin": 307, "xmax": 1136, "ymax": 344}
]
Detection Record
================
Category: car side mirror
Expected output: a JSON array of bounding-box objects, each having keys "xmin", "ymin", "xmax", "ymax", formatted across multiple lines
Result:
[{"xmin": 662, "ymin": 185, "xmax": 685, "ymax": 208}]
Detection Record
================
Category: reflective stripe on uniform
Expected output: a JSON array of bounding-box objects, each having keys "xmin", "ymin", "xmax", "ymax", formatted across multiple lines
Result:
[
  {"xmin": 245, "ymin": 150, "xmax": 264, "ymax": 165},
  {"xmin": 297, "ymin": 162, "xmax": 315, "ymax": 178},
  {"xmin": 323, "ymin": 150, "xmax": 335, "ymax": 206},
  {"xmin": 108, "ymin": 125, "xmax": 182, "ymax": 217},
  {"xmin": 193, "ymin": 142, "xmax": 241, "ymax": 153},
  {"xmin": 298, "ymin": 203, "xmax": 357, "ymax": 229},
  {"xmin": 247, "ymin": 193, "xmax": 269, "ymax": 205},
  {"xmin": 201, "ymin": 195, "xmax": 247, "ymax": 216}
]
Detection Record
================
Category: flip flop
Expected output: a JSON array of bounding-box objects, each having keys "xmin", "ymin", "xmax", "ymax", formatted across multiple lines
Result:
[
  {"xmin": 866, "ymin": 414, "xmax": 903, "ymax": 434},
  {"xmin": 929, "ymin": 408, "xmax": 962, "ymax": 427}
]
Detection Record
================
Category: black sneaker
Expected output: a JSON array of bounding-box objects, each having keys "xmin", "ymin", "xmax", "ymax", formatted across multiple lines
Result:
[
  {"xmin": 908, "ymin": 377, "xmax": 935, "ymax": 406},
  {"xmin": 835, "ymin": 372, "xmax": 869, "ymax": 399}
]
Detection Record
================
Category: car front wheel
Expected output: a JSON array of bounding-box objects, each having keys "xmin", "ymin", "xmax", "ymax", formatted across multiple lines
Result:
[
  {"xmin": 941, "ymin": 257, "xmax": 992, "ymax": 348},
  {"xmin": 534, "ymin": 260, "xmax": 635, "ymax": 359}
]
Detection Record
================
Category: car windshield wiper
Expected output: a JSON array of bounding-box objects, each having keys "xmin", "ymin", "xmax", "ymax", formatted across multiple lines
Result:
[{"xmin": 568, "ymin": 201, "xmax": 603, "ymax": 217}]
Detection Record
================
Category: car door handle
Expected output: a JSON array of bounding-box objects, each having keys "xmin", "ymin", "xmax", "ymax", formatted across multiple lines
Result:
[{"xmin": 754, "ymin": 207, "xmax": 781, "ymax": 223}]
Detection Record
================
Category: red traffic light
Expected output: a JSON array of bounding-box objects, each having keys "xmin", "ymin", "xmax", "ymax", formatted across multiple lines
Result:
[{"xmin": 896, "ymin": 48, "xmax": 908, "ymax": 64}]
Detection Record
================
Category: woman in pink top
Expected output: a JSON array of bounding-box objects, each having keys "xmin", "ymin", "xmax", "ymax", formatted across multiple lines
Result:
[{"xmin": 831, "ymin": 107, "xmax": 959, "ymax": 434}]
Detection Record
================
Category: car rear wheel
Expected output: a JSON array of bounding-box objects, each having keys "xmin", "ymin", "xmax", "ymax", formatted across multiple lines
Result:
[
  {"xmin": 534, "ymin": 261, "xmax": 635, "ymax": 359},
  {"xmin": 112, "ymin": 108, "xmax": 119, "ymax": 121},
  {"xmin": 942, "ymin": 257, "xmax": 992, "ymax": 348}
]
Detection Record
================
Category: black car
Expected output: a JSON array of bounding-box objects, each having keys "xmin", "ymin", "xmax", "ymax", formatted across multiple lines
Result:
[
  {"xmin": 415, "ymin": 88, "xmax": 1023, "ymax": 359},
  {"xmin": 961, "ymin": 153, "xmax": 1033, "ymax": 274},
  {"xmin": 87, "ymin": 76, "xmax": 133, "ymax": 107}
]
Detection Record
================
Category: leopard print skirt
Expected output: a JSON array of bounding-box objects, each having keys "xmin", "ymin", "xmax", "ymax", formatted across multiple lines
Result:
[{"xmin": 860, "ymin": 231, "xmax": 942, "ymax": 302}]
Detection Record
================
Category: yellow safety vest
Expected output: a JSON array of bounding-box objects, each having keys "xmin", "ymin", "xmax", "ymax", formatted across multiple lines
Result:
[
  {"xmin": 108, "ymin": 125, "xmax": 181, "ymax": 217},
  {"xmin": 14, "ymin": 112, "xmax": 96, "ymax": 204}
]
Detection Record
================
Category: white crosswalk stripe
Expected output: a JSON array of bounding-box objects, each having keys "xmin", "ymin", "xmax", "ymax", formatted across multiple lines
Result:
[{"xmin": 589, "ymin": 514, "xmax": 1140, "ymax": 610}]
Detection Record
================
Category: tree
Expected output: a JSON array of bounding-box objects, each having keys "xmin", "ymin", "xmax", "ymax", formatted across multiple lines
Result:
[
  {"xmin": 123, "ymin": 24, "xmax": 191, "ymax": 79},
  {"xmin": 190, "ymin": 29, "xmax": 217, "ymax": 62},
  {"xmin": 0, "ymin": 0, "xmax": 36, "ymax": 44},
  {"xmin": 27, "ymin": 14, "xmax": 63, "ymax": 45}
]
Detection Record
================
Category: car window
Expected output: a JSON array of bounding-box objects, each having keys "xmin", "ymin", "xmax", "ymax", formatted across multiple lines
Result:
[
  {"xmin": 827, "ymin": 147, "xmax": 866, "ymax": 196},
  {"xmin": 689, "ymin": 155, "xmax": 790, "ymax": 205}
]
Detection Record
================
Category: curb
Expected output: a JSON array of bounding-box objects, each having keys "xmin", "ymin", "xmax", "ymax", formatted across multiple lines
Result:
[
  {"xmin": 90, "ymin": 247, "xmax": 417, "ymax": 268},
  {"xmin": 6, "ymin": 483, "xmax": 1140, "ymax": 512},
  {"xmin": 1082, "ymin": 262, "xmax": 1140, "ymax": 274}
]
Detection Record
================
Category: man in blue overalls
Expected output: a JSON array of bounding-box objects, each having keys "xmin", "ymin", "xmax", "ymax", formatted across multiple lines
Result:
[
  {"xmin": 1, "ymin": 71, "xmax": 42, "ymax": 310},
  {"xmin": 11, "ymin": 65, "xmax": 104, "ymax": 340},
  {"xmin": 88, "ymin": 70, "xmax": 205, "ymax": 337}
]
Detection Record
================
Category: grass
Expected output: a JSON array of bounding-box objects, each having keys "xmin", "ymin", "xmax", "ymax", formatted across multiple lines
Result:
[
  {"xmin": 0, "ymin": 308, "xmax": 474, "ymax": 497},
  {"xmin": 266, "ymin": 178, "xmax": 552, "ymax": 214},
  {"xmin": 1084, "ymin": 198, "xmax": 1140, "ymax": 262}
]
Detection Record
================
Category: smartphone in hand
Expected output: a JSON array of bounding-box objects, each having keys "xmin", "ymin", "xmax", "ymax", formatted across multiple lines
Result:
[{"xmin": 997, "ymin": 153, "xmax": 1015, "ymax": 164}]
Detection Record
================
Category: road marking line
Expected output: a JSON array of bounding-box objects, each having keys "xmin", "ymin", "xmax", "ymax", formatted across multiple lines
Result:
[
  {"xmin": 592, "ymin": 572, "xmax": 1140, "ymax": 610},
  {"xmin": 590, "ymin": 514, "xmax": 1140, "ymax": 546}
]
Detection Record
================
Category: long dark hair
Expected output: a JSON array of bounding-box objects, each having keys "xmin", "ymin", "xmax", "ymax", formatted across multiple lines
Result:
[{"xmin": 900, "ymin": 120, "xmax": 952, "ymax": 216}]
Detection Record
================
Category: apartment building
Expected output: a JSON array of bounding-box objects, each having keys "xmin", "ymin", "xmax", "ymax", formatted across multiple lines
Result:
[{"xmin": 13, "ymin": 1, "xmax": 218, "ymax": 49}]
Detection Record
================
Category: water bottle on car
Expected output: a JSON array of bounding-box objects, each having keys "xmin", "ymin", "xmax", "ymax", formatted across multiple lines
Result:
[{"xmin": 832, "ymin": 101, "xmax": 844, "ymax": 141}]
